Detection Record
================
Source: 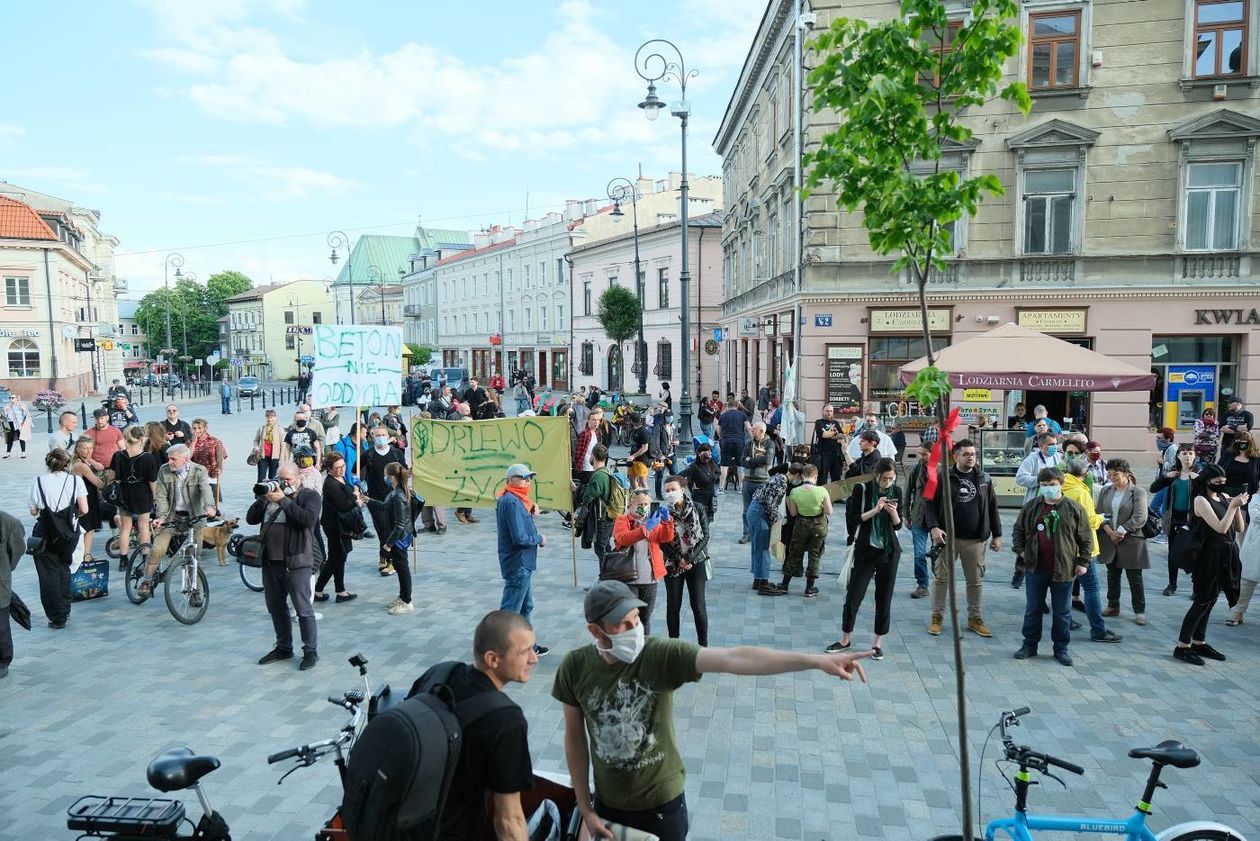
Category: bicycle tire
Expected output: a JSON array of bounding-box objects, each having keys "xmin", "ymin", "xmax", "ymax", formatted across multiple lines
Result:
[
  {"xmin": 104, "ymin": 534, "xmax": 122, "ymax": 560},
  {"xmin": 1159, "ymin": 830, "xmax": 1246, "ymax": 841},
  {"xmin": 239, "ymin": 560, "xmax": 264, "ymax": 592},
  {"xmin": 123, "ymin": 547, "xmax": 149, "ymax": 604},
  {"xmin": 164, "ymin": 555, "xmax": 209, "ymax": 624}
]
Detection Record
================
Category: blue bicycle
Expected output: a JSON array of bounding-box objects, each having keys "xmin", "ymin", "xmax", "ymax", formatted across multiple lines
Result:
[{"xmin": 976, "ymin": 707, "xmax": 1246, "ymax": 840}]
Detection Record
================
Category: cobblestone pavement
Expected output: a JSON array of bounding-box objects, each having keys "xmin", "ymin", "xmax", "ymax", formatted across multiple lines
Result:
[{"xmin": 2, "ymin": 401, "xmax": 1258, "ymax": 840}]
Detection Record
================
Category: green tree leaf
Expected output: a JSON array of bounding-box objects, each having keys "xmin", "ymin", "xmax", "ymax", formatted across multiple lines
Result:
[{"xmin": 597, "ymin": 285, "xmax": 641, "ymax": 345}]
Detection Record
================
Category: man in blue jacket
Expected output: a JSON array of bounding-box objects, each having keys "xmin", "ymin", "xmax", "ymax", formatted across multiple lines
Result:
[{"xmin": 497, "ymin": 463, "xmax": 549, "ymax": 656}]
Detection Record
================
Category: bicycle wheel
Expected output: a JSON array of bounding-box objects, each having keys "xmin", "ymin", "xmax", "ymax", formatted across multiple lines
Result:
[
  {"xmin": 239, "ymin": 560, "xmax": 264, "ymax": 593},
  {"xmin": 124, "ymin": 547, "xmax": 149, "ymax": 604},
  {"xmin": 1159, "ymin": 829, "xmax": 1246, "ymax": 841},
  {"xmin": 164, "ymin": 555, "xmax": 209, "ymax": 624},
  {"xmin": 104, "ymin": 534, "xmax": 122, "ymax": 560}
]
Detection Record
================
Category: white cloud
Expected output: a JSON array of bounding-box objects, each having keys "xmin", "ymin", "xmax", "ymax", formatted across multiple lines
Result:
[
  {"xmin": 175, "ymin": 154, "xmax": 355, "ymax": 201},
  {"xmin": 5, "ymin": 166, "xmax": 106, "ymax": 194}
]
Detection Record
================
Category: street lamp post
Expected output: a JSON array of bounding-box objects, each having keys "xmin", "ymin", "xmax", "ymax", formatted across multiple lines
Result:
[
  {"xmin": 179, "ymin": 270, "xmax": 197, "ymax": 381},
  {"xmin": 366, "ymin": 264, "xmax": 385, "ymax": 325},
  {"xmin": 608, "ymin": 177, "xmax": 646, "ymax": 395},
  {"xmin": 163, "ymin": 252, "xmax": 184, "ymax": 379},
  {"xmin": 635, "ymin": 39, "xmax": 698, "ymax": 459},
  {"xmin": 327, "ymin": 230, "xmax": 353, "ymax": 325},
  {"xmin": 288, "ymin": 297, "xmax": 308, "ymax": 376}
]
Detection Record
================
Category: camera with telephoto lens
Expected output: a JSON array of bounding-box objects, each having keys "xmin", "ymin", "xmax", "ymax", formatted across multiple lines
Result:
[{"xmin": 253, "ymin": 479, "xmax": 293, "ymax": 496}]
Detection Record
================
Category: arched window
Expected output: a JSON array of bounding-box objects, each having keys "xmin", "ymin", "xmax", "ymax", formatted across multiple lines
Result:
[{"xmin": 7, "ymin": 338, "xmax": 39, "ymax": 378}]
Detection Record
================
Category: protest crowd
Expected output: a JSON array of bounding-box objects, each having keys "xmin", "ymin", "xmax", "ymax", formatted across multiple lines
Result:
[{"xmin": 2, "ymin": 362, "xmax": 1256, "ymax": 841}]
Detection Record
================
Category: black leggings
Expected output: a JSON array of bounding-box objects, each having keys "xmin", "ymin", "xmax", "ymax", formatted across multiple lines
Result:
[
  {"xmin": 664, "ymin": 565, "xmax": 708, "ymax": 646},
  {"xmin": 842, "ymin": 557, "xmax": 899, "ymax": 635},
  {"xmin": 5, "ymin": 430, "xmax": 26, "ymax": 453},
  {"xmin": 388, "ymin": 544, "xmax": 412, "ymax": 603},
  {"xmin": 315, "ymin": 525, "xmax": 348, "ymax": 593},
  {"xmin": 1167, "ymin": 511, "xmax": 1189, "ymax": 588}
]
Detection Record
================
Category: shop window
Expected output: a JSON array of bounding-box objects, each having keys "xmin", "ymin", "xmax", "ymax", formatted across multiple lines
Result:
[
  {"xmin": 5, "ymin": 276, "xmax": 30, "ymax": 307},
  {"xmin": 1028, "ymin": 10, "xmax": 1082, "ymax": 90},
  {"xmin": 654, "ymin": 339, "xmax": 673, "ymax": 381},
  {"xmin": 7, "ymin": 338, "xmax": 39, "ymax": 377},
  {"xmin": 1191, "ymin": 0, "xmax": 1248, "ymax": 78},
  {"xmin": 868, "ymin": 336, "xmax": 950, "ymax": 401}
]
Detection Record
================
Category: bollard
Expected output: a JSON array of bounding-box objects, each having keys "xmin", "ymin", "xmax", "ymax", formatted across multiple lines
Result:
[
  {"xmin": 45, "ymin": 407, "xmax": 53, "ymax": 433},
  {"xmin": 249, "ymin": 393, "xmax": 255, "ymax": 412},
  {"xmin": 80, "ymin": 402, "xmax": 88, "ymax": 428}
]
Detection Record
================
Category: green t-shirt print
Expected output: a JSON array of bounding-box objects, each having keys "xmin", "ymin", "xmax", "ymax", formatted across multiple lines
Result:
[{"xmin": 552, "ymin": 637, "xmax": 702, "ymax": 812}]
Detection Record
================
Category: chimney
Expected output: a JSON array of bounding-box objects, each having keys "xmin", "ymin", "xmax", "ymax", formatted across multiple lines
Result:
[
  {"xmin": 584, "ymin": 198, "xmax": 599, "ymax": 216},
  {"xmin": 637, "ymin": 176, "xmax": 653, "ymax": 196},
  {"xmin": 542, "ymin": 211, "xmax": 562, "ymax": 226},
  {"xmin": 473, "ymin": 231, "xmax": 491, "ymax": 249},
  {"xmin": 523, "ymin": 219, "xmax": 539, "ymax": 233},
  {"xmin": 564, "ymin": 199, "xmax": 584, "ymax": 221}
]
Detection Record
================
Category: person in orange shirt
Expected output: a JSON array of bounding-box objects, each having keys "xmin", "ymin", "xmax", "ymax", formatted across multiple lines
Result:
[{"xmin": 612, "ymin": 488, "xmax": 675, "ymax": 635}]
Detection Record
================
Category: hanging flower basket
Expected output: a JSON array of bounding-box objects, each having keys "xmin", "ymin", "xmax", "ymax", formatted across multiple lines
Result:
[{"xmin": 33, "ymin": 390, "xmax": 66, "ymax": 412}]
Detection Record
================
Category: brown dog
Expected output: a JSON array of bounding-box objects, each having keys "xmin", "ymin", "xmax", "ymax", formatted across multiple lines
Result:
[{"xmin": 201, "ymin": 518, "xmax": 240, "ymax": 565}]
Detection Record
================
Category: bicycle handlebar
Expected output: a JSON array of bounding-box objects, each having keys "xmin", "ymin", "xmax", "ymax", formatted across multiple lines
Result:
[
  {"xmin": 997, "ymin": 708, "xmax": 1085, "ymax": 777},
  {"xmin": 267, "ymin": 747, "xmax": 301, "ymax": 764}
]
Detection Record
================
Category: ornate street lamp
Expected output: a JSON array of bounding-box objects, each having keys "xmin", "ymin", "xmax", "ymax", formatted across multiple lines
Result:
[
  {"xmin": 163, "ymin": 252, "xmax": 184, "ymax": 378},
  {"xmin": 366, "ymin": 264, "xmax": 385, "ymax": 325},
  {"xmin": 635, "ymin": 38, "xmax": 698, "ymax": 458},
  {"xmin": 608, "ymin": 176, "xmax": 646, "ymax": 395},
  {"xmin": 327, "ymin": 230, "xmax": 353, "ymax": 325}
]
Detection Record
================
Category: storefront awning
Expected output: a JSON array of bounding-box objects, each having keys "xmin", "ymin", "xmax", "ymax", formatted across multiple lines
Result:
[{"xmin": 899, "ymin": 322, "xmax": 1156, "ymax": 392}]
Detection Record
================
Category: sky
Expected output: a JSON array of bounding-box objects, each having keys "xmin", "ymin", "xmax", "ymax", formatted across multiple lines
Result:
[{"xmin": 0, "ymin": 0, "xmax": 766, "ymax": 294}]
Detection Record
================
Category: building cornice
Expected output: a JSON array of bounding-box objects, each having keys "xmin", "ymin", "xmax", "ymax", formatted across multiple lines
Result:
[
  {"xmin": 797, "ymin": 287, "xmax": 1260, "ymax": 305},
  {"xmin": 713, "ymin": 0, "xmax": 793, "ymax": 155}
]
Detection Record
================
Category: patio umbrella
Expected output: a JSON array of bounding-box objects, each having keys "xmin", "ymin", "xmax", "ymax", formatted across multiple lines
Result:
[{"xmin": 899, "ymin": 322, "xmax": 1156, "ymax": 391}]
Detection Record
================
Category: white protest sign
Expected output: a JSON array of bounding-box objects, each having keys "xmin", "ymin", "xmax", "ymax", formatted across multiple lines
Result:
[{"xmin": 309, "ymin": 324, "xmax": 403, "ymax": 408}]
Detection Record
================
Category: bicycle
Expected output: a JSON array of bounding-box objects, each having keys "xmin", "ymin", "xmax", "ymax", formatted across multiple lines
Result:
[
  {"xmin": 122, "ymin": 515, "xmax": 212, "ymax": 625},
  {"xmin": 967, "ymin": 707, "xmax": 1246, "ymax": 841},
  {"xmin": 65, "ymin": 655, "xmax": 375, "ymax": 841},
  {"xmin": 224, "ymin": 532, "xmax": 264, "ymax": 593}
]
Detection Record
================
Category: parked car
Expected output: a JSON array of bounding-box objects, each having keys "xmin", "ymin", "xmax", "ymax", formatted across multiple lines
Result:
[
  {"xmin": 432, "ymin": 367, "xmax": 470, "ymax": 397},
  {"xmin": 127, "ymin": 373, "xmax": 158, "ymax": 387},
  {"xmin": 160, "ymin": 374, "xmax": 181, "ymax": 388},
  {"xmin": 237, "ymin": 376, "xmax": 261, "ymax": 397}
]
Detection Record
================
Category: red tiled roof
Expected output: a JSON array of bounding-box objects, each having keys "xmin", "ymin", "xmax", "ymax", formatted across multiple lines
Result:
[{"xmin": 0, "ymin": 196, "xmax": 57, "ymax": 241}]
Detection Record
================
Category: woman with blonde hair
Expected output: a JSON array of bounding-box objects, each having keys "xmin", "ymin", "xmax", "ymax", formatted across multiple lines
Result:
[
  {"xmin": 189, "ymin": 418, "xmax": 227, "ymax": 505},
  {"xmin": 2, "ymin": 393, "xmax": 31, "ymax": 458},
  {"xmin": 69, "ymin": 438, "xmax": 108, "ymax": 566}
]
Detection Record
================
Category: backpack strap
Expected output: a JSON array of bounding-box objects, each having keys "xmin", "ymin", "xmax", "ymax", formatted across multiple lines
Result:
[{"xmin": 408, "ymin": 661, "xmax": 521, "ymax": 725}]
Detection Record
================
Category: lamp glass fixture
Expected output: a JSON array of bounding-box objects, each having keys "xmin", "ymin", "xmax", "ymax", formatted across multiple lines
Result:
[
  {"xmin": 639, "ymin": 83, "xmax": 663, "ymax": 121},
  {"xmin": 329, "ymin": 249, "xmax": 339, "ymax": 265},
  {"xmin": 611, "ymin": 202, "xmax": 624, "ymax": 219}
]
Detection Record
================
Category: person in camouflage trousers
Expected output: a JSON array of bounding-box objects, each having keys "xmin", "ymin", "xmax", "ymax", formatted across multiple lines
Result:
[{"xmin": 782, "ymin": 464, "xmax": 833, "ymax": 598}]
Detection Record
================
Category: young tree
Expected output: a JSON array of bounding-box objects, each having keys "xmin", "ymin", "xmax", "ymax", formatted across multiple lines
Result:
[
  {"xmin": 597, "ymin": 285, "xmax": 641, "ymax": 393},
  {"xmin": 804, "ymin": 1, "xmax": 1029, "ymax": 835}
]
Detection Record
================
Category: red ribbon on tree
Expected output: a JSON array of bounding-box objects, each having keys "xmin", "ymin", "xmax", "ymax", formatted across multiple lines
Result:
[{"xmin": 922, "ymin": 406, "xmax": 962, "ymax": 501}]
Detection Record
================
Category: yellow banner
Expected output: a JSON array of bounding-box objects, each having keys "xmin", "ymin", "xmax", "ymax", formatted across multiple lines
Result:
[{"xmin": 410, "ymin": 416, "xmax": 574, "ymax": 511}]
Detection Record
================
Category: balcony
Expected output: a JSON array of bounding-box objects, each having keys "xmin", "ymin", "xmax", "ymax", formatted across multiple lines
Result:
[
  {"xmin": 1018, "ymin": 257, "xmax": 1076, "ymax": 285},
  {"xmin": 1180, "ymin": 254, "xmax": 1240, "ymax": 280},
  {"xmin": 403, "ymin": 304, "xmax": 423, "ymax": 317}
]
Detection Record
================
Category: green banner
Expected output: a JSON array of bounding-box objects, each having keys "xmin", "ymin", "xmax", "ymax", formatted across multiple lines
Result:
[{"xmin": 410, "ymin": 416, "xmax": 573, "ymax": 511}]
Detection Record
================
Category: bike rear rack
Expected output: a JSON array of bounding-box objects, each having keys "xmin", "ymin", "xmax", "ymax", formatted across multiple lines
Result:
[{"xmin": 67, "ymin": 795, "xmax": 185, "ymax": 838}]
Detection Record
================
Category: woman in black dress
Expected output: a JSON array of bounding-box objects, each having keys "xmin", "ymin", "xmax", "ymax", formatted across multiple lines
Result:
[
  {"xmin": 69, "ymin": 438, "xmax": 105, "ymax": 566},
  {"xmin": 1174, "ymin": 464, "xmax": 1247, "ymax": 665},
  {"xmin": 315, "ymin": 451, "xmax": 360, "ymax": 604},
  {"xmin": 110, "ymin": 425, "xmax": 159, "ymax": 566}
]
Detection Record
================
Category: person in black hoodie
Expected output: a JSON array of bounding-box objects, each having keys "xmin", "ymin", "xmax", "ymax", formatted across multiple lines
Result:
[
  {"xmin": 923, "ymin": 438, "xmax": 1002, "ymax": 639},
  {"xmin": 1217, "ymin": 431, "xmax": 1260, "ymax": 499},
  {"xmin": 250, "ymin": 462, "xmax": 323, "ymax": 670},
  {"xmin": 362, "ymin": 425, "xmax": 407, "ymax": 576}
]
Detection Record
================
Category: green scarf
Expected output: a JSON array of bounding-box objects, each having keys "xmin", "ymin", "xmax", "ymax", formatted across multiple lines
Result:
[{"xmin": 865, "ymin": 481, "xmax": 896, "ymax": 550}]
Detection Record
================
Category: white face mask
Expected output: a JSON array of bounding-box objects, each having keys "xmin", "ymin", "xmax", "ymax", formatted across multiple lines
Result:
[
  {"xmin": 596, "ymin": 622, "xmax": 646, "ymax": 664},
  {"xmin": 664, "ymin": 490, "xmax": 684, "ymax": 505}
]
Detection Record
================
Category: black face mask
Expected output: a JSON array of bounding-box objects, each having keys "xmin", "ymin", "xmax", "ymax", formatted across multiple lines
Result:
[
  {"xmin": 1209, "ymin": 482, "xmax": 1227, "ymax": 490},
  {"xmin": 1236, "ymin": 441, "xmax": 1249, "ymax": 452},
  {"xmin": 295, "ymin": 420, "xmax": 307, "ymax": 428}
]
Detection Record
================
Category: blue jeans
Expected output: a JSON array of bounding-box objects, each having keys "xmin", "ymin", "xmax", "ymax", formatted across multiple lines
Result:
[
  {"xmin": 911, "ymin": 526, "xmax": 931, "ymax": 588},
  {"xmin": 500, "ymin": 568, "xmax": 534, "ymax": 624},
  {"xmin": 746, "ymin": 501, "xmax": 772, "ymax": 580},
  {"xmin": 1149, "ymin": 487, "xmax": 1168, "ymax": 518},
  {"xmin": 1078, "ymin": 560, "xmax": 1109, "ymax": 639},
  {"xmin": 1022, "ymin": 569, "xmax": 1072, "ymax": 655},
  {"xmin": 699, "ymin": 422, "xmax": 713, "ymax": 439},
  {"xmin": 515, "ymin": 397, "xmax": 530, "ymax": 415},
  {"xmin": 220, "ymin": 396, "xmax": 232, "ymax": 414}
]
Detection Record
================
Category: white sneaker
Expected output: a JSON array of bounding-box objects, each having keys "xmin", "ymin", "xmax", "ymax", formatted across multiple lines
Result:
[
  {"xmin": 387, "ymin": 596, "xmax": 402, "ymax": 609},
  {"xmin": 389, "ymin": 600, "xmax": 415, "ymax": 615}
]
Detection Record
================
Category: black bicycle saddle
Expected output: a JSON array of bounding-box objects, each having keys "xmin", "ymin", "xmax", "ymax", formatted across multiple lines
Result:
[
  {"xmin": 1128, "ymin": 740, "xmax": 1201, "ymax": 769},
  {"xmin": 147, "ymin": 746, "xmax": 222, "ymax": 792}
]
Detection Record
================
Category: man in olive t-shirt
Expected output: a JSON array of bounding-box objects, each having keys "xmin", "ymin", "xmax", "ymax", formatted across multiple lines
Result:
[{"xmin": 554, "ymin": 581, "xmax": 873, "ymax": 841}]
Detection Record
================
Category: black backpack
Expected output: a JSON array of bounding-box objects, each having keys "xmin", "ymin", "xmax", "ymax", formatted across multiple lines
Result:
[{"xmin": 341, "ymin": 662, "xmax": 517, "ymax": 841}]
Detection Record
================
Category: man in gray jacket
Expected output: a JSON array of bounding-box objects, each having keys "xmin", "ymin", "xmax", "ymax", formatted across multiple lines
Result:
[
  {"xmin": 739, "ymin": 422, "xmax": 778, "ymax": 544},
  {"xmin": 0, "ymin": 510, "xmax": 25, "ymax": 679},
  {"xmin": 139, "ymin": 444, "xmax": 216, "ymax": 599},
  {"xmin": 249, "ymin": 462, "xmax": 323, "ymax": 670}
]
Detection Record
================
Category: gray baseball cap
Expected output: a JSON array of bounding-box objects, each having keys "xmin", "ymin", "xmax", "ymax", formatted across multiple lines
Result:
[
  {"xmin": 505, "ymin": 463, "xmax": 536, "ymax": 479},
  {"xmin": 584, "ymin": 580, "xmax": 647, "ymax": 625}
]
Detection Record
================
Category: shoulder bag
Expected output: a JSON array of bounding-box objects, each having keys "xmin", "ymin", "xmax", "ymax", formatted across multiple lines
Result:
[
  {"xmin": 233, "ymin": 507, "xmax": 283, "ymax": 568},
  {"xmin": 1140, "ymin": 509, "xmax": 1163, "ymax": 539},
  {"xmin": 1169, "ymin": 517, "xmax": 1206, "ymax": 574},
  {"xmin": 599, "ymin": 539, "xmax": 637, "ymax": 582}
]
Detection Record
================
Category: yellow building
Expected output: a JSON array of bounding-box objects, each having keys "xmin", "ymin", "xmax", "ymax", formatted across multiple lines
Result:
[{"xmin": 221, "ymin": 279, "xmax": 332, "ymax": 381}]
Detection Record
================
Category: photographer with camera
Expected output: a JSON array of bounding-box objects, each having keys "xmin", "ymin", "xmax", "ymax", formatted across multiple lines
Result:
[{"xmin": 249, "ymin": 463, "xmax": 323, "ymax": 670}]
